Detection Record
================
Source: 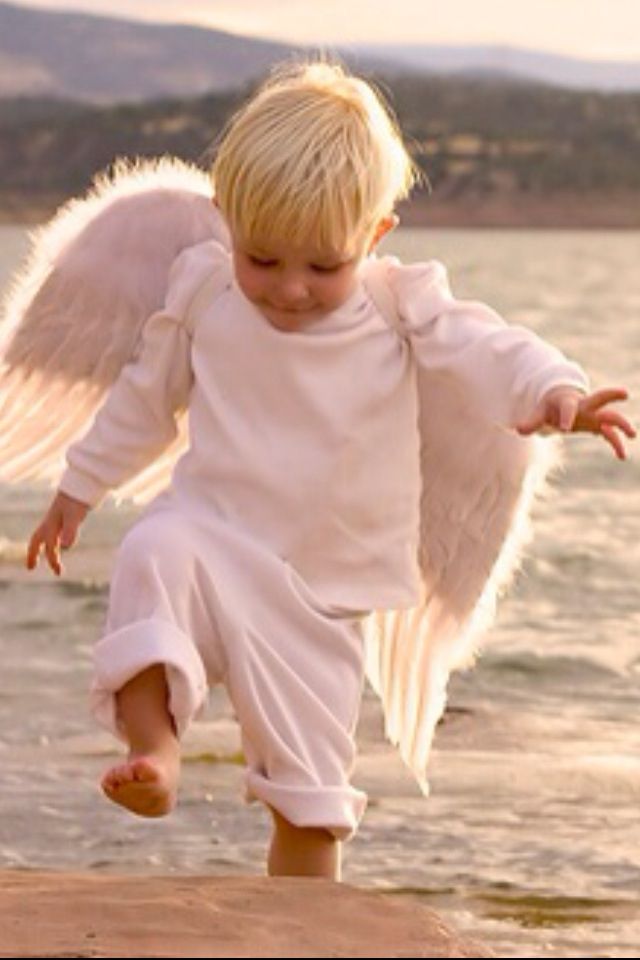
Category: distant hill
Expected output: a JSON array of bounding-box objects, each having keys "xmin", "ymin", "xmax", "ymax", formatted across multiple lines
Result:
[
  {"xmin": 1, "ymin": 3, "xmax": 639, "ymax": 228},
  {"xmin": 0, "ymin": 1, "xmax": 298, "ymax": 101},
  {"xmin": 2, "ymin": 2, "xmax": 640, "ymax": 104},
  {"xmin": 353, "ymin": 44, "xmax": 640, "ymax": 92},
  {"xmin": 1, "ymin": 74, "xmax": 639, "ymax": 228}
]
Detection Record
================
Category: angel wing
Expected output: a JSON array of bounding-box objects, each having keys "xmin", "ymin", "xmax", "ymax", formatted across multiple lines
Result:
[
  {"xmin": 0, "ymin": 156, "xmax": 225, "ymax": 500},
  {"xmin": 362, "ymin": 257, "xmax": 560, "ymax": 792}
]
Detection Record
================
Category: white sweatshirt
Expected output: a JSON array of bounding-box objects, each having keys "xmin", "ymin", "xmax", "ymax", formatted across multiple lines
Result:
[{"xmin": 60, "ymin": 241, "xmax": 587, "ymax": 609}]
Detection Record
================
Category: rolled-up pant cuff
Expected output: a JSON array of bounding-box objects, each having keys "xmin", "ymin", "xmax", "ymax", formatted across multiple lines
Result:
[
  {"xmin": 90, "ymin": 618, "xmax": 208, "ymax": 739},
  {"xmin": 245, "ymin": 769, "xmax": 367, "ymax": 841}
]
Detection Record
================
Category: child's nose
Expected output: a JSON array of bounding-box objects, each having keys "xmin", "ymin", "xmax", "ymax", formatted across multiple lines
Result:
[{"xmin": 277, "ymin": 272, "xmax": 309, "ymax": 303}]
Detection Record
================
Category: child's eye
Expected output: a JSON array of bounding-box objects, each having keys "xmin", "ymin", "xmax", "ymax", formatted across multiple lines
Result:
[
  {"xmin": 311, "ymin": 263, "xmax": 342, "ymax": 274},
  {"xmin": 248, "ymin": 255, "xmax": 277, "ymax": 268}
]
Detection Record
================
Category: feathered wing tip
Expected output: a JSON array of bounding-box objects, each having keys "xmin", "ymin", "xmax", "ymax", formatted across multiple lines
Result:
[
  {"xmin": 365, "ymin": 379, "xmax": 562, "ymax": 790},
  {"xmin": 0, "ymin": 155, "xmax": 223, "ymax": 497},
  {"xmin": 0, "ymin": 367, "xmax": 102, "ymax": 485}
]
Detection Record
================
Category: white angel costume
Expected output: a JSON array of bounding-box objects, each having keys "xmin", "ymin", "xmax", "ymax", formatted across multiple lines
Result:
[{"xmin": 0, "ymin": 160, "xmax": 587, "ymax": 838}]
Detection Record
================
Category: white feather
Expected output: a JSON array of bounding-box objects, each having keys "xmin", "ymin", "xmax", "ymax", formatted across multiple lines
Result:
[
  {"xmin": 0, "ymin": 156, "xmax": 224, "ymax": 497},
  {"xmin": 363, "ymin": 257, "xmax": 561, "ymax": 790}
]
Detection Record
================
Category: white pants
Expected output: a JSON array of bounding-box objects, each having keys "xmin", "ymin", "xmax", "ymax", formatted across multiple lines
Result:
[{"xmin": 91, "ymin": 499, "xmax": 368, "ymax": 839}]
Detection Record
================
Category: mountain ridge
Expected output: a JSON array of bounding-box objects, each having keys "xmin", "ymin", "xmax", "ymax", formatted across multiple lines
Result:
[
  {"xmin": 0, "ymin": 1, "xmax": 298, "ymax": 101},
  {"xmin": 1, "ymin": 2, "xmax": 640, "ymax": 102},
  {"xmin": 352, "ymin": 43, "xmax": 640, "ymax": 92}
]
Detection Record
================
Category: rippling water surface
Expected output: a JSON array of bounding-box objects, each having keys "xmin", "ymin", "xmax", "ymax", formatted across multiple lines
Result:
[{"xmin": 1, "ymin": 225, "xmax": 639, "ymax": 958}]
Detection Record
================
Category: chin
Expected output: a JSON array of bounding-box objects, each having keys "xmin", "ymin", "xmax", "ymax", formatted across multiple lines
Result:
[
  {"xmin": 266, "ymin": 315, "xmax": 309, "ymax": 332},
  {"xmin": 262, "ymin": 306, "xmax": 321, "ymax": 331}
]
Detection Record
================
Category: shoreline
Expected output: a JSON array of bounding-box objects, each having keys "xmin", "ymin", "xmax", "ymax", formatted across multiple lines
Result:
[
  {"xmin": 396, "ymin": 190, "xmax": 640, "ymax": 230},
  {"xmin": 0, "ymin": 869, "xmax": 494, "ymax": 958},
  {"xmin": 1, "ymin": 190, "xmax": 639, "ymax": 230}
]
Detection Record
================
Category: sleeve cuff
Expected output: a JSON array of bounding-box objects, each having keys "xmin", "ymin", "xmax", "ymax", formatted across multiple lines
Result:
[
  {"xmin": 531, "ymin": 363, "xmax": 590, "ymax": 409},
  {"xmin": 58, "ymin": 467, "xmax": 108, "ymax": 508}
]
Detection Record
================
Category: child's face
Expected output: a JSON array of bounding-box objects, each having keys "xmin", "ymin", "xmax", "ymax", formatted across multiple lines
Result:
[{"xmin": 231, "ymin": 233, "xmax": 366, "ymax": 333}]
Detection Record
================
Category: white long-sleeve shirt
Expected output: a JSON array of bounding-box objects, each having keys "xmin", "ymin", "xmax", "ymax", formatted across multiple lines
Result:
[{"xmin": 60, "ymin": 241, "xmax": 587, "ymax": 609}]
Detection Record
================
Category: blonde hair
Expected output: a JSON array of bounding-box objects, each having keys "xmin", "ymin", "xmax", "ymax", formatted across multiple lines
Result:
[{"xmin": 211, "ymin": 60, "xmax": 417, "ymax": 254}]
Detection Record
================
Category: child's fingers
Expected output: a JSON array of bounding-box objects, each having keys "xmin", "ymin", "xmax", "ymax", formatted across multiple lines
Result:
[
  {"xmin": 582, "ymin": 387, "xmax": 628, "ymax": 410},
  {"xmin": 516, "ymin": 413, "xmax": 544, "ymax": 436},
  {"xmin": 575, "ymin": 408, "xmax": 636, "ymax": 440},
  {"xmin": 26, "ymin": 496, "xmax": 88, "ymax": 574},
  {"xmin": 26, "ymin": 526, "xmax": 52, "ymax": 571},
  {"xmin": 518, "ymin": 391, "xmax": 580, "ymax": 436},
  {"xmin": 556, "ymin": 394, "xmax": 580, "ymax": 432},
  {"xmin": 60, "ymin": 518, "xmax": 79, "ymax": 550},
  {"xmin": 597, "ymin": 410, "xmax": 636, "ymax": 437},
  {"xmin": 600, "ymin": 423, "xmax": 627, "ymax": 460},
  {"xmin": 25, "ymin": 529, "xmax": 43, "ymax": 570},
  {"xmin": 26, "ymin": 522, "xmax": 62, "ymax": 575},
  {"xmin": 44, "ymin": 532, "xmax": 62, "ymax": 576}
]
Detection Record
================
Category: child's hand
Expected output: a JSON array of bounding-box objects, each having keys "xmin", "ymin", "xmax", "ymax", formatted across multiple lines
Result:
[
  {"xmin": 517, "ymin": 386, "xmax": 636, "ymax": 460},
  {"xmin": 26, "ymin": 490, "xmax": 90, "ymax": 576}
]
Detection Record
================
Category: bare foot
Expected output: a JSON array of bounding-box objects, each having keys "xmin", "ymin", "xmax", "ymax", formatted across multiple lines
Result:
[{"xmin": 101, "ymin": 751, "xmax": 179, "ymax": 818}]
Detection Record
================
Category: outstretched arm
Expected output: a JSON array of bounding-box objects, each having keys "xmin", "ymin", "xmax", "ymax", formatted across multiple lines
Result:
[
  {"xmin": 387, "ymin": 259, "xmax": 591, "ymax": 430},
  {"xmin": 26, "ymin": 490, "xmax": 90, "ymax": 576},
  {"xmin": 516, "ymin": 386, "xmax": 636, "ymax": 460}
]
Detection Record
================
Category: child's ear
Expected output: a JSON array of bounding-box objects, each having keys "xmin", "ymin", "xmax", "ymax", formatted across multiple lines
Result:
[{"xmin": 368, "ymin": 214, "xmax": 399, "ymax": 252}]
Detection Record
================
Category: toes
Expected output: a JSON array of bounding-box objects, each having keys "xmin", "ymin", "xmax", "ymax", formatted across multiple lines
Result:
[
  {"xmin": 101, "ymin": 765, "xmax": 128, "ymax": 791},
  {"xmin": 129, "ymin": 757, "xmax": 158, "ymax": 784},
  {"xmin": 99, "ymin": 754, "xmax": 177, "ymax": 817},
  {"xmin": 102, "ymin": 757, "xmax": 158, "ymax": 792}
]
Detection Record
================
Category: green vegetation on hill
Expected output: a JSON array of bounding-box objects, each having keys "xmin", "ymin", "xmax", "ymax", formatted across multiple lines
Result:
[
  {"xmin": 390, "ymin": 75, "xmax": 640, "ymax": 193},
  {"xmin": 1, "ymin": 75, "xmax": 639, "ymax": 227}
]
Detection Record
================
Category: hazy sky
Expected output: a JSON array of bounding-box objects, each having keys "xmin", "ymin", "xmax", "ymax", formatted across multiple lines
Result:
[{"xmin": 12, "ymin": 0, "xmax": 640, "ymax": 60}]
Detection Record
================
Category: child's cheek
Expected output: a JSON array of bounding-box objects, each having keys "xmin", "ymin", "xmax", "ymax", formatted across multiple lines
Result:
[{"xmin": 236, "ymin": 263, "xmax": 263, "ymax": 303}]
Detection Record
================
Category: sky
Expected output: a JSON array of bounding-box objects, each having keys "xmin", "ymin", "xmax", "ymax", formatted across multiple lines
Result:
[{"xmin": 10, "ymin": 0, "xmax": 640, "ymax": 61}]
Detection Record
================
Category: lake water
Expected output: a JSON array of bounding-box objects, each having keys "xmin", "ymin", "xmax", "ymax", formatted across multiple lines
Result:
[{"xmin": 1, "ymin": 224, "xmax": 639, "ymax": 958}]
